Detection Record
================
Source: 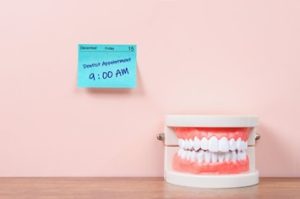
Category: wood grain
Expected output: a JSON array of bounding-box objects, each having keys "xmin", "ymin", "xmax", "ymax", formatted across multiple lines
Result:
[{"xmin": 0, "ymin": 177, "xmax": 299, "ymax": 199}]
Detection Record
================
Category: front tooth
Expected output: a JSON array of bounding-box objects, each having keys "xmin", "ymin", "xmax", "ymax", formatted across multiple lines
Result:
[
  {"xmin": 204, "ymin": 151, "xmax": 211, "ymax": 163},
  {"xmin": 201, "ymin": 137, "xmax": 209, "ymax": 150},
  {"xmin": 218, "ymin": 153, "xmax": 225, "ymax": 163},
  {"xmin": 209, "ymin": 136, "xmax": 218, "ymax": 152},
  {"xmin": 231, "ymin": 151, "xmax": 237, "ymax": 162},
  {"xmin": 225, "ymin": 152, "xmax": 231, "ymax": 162},
  {"xmin": 190, "ymin": 151, "xmax": 196, "ymax": 162},
  {"xmin": 236, "ymin": 138, "xmax": 242, "ymax": 151},
  {"xmin": 178, "ymin": 139, "xmax": 185, "ymax": 149},
  {"xmin": 229, "ymin": 138, "xmax": 236, "ymax": 151},
  {"xmin": 211, "ymin": 153, "xmax": 218, "ymax": 163},
  {"xmin": 219, "ymin": 137, "xmax": 229, "ymax": 152},
  {"xmin": 193, "ymin": 137, "xmax": 201, "ymax": 151},
  {"xmin": 197, "ymin": 151, "xmax": 204, "ymax": 163}
]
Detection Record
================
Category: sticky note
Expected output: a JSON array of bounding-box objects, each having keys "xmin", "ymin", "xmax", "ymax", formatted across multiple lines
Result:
[{"xmin": 77, "ymin": 44, "xmax": 136, "ymax": 88}]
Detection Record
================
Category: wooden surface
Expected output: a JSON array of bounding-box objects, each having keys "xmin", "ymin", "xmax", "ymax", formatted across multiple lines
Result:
[{"xmin": 0, "ymin": 177, "xmax": 299, "ymax": 199}]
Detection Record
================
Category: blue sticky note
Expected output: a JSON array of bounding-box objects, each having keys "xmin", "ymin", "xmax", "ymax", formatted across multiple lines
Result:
[{"xmin": 78, "ymin": 44, "xmax": 136, "ymax": 88}]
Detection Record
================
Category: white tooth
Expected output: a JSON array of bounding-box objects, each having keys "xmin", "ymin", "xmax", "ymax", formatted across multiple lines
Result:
[
  {"xmin": 218, "ymin": 153, "xmax": 225, "ymax": 163},
  {"xmin": 211, "ymin": 153, "xmax": 218, "ymax": 163},
  {"xmin": 241, "ymin": 141, "xmax": 247, "ymax": 150},
  {"xmin": 197, "ymin": 151, "xmax": 204, "ymax": 163},
  {"xmin": 182, "ymin": 140, "xmax": 187, "ymax": 149},
  {"xmin": 240, "ymin": 151, "xmax": 247, "ymax": 160},
  {"xmin": 184, "ymin": 140, "xmax": 189, "ymax": 150},
  {"xmin": 193, "ymin": 137, "xmax": 201, "ymax": 151},
  {"xmin": 225, "ymin": 152, "xmax": 231, "ymax": 162},
  {"xmin": 236, "ymin": 138, "xmax": 242, "ymax": 151},
  {"xmin": 201, "ymin": 137, "xmax": 209, "ymax": 150},
  {"xmin": 184, "ymin": 151, "xmax": 189, "ymax": 160},
  {"xmin": 231, "ymin": 151, "xmax": 237, "ymax": 162},
  {"xmin": 183, "ymin": 150, "xmax": 188, "ymax": 159},
  {"xmin": 229, "ymin": 138, "xmax": 236, "ymax": 151},
  {"xmin": 188, "ymin": 151, "xmax": 192, "ymax": 161},
  {"xmin": 189, "ymin": 139, "xmax": 194, "ymax": 150},
  {"xmin": 184, "ymin": 139, "xmax": 189, "ymax": 149},
  {"xmin": 204, "ymin": 151, "xmax": 211, "ymax": 163},
  {"xmin": 190, "ymin": 151, "xmax": 196, "ymax": 162},
  {"xmin": 218, "ymin": 137, "xmax": 229, "ymax": 152},
  {"xmin": 180, "ymin": 149, "xmax": 185, "ymax": 156},
  {"xmin": 185, "ymin": 139, "xmax": 191, "ymax": 150},
  {"xmin": 177, "ymin": 148, "xmax": 183, "ymax": 156},
  {"xmin": 179, "ymin": 150, "xmax": 185, "ymax": 159},
  {"xmin": 245, "ymin": 141, "xmax": 248, "ymax": 150},
  {"xmin": 179, "ymin": 150, "xmax": 183, "ymax": 158},
  {"xmin": 178, "ymin": 139, "xmax": 184, "ymax": 149},
  {"xmin": 237, "ymin": 151, "xmax": 243, "ymax": 161},
  {"xmin": 209, "ymin": 136, "xmax": 218, "ymax": 152},
  {"xmin": 187, "ymin": 151, "xmax": 192, "ymax": 160},
  {"xmin": 181, "ymin": 140, "xmax": 185, "ymax": 149}
]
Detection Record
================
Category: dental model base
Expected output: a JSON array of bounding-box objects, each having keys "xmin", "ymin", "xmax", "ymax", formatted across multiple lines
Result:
[{"xmin": 158, "ymin": 115, "xmax": 259, "ymax": 188}]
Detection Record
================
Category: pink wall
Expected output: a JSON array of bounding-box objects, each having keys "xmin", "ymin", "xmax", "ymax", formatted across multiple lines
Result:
[{"xmin": 0, "ymin": 0, "xmax": 299, "ymax": 177}]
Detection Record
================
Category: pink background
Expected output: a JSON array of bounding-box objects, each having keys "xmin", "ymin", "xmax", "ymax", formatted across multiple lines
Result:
[{"xmin": 0, "ymin": 0, "xmax": 299, "ymax": 177}]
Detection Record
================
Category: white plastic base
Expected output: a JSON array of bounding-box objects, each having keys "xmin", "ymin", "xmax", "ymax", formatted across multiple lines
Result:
[{"xmin": 165, "ymin": 170, "xmax": 259, "ymax": 188}]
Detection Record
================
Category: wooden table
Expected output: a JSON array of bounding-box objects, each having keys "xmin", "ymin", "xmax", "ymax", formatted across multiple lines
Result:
[{"xmin": 0, "ymin": 177, "xmax": 299, "ymax": 198}]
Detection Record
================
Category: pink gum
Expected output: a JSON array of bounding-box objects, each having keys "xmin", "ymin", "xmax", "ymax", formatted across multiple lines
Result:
[{"xmin": 174, "ymin": 127, "xmax": 250, "ymax": 141}]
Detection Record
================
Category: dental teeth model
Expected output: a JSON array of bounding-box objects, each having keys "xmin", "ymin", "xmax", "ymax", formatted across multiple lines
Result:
[
  {"xmin": 160, "ymin": 115, "xmax": 259, "ymax": 188},
  {"xmin": 174, "ymin": 128, "xmax": 249, "ymax": 174}
]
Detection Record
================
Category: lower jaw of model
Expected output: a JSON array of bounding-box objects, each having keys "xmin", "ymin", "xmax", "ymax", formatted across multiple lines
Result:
[{"xmin": 173, "ymin": 127, "xmax": 250, "ymax": 174}]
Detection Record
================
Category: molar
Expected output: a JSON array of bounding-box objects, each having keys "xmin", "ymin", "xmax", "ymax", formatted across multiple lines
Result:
[
  {"xmin": 236, "ymin": 138, "xmax": 242, "ymax": 151},
  {"xmin": 238, "ymin": 151, "xmax": 247, "ymax": 161},
  {"xmin": 180, "ymin": 150, "xmax": 187, "ymax": 159},
  {"xmin": 241, "ymin": 141, "xmax": 247, "ymax": 150},
  {"xmin": 178, "ymin": 139, "xmax": 185, "ymax": 149},
  {"xmin": 185, "ymin": 140, "xmax": 192, "ymax": 150},
  {"xmin": 177, "ymin": 148, "xmax": 184, "ymax": 157},
  {"xmin": 185, "ymin": 151, "xmax": 190, "ymax": 160}
]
